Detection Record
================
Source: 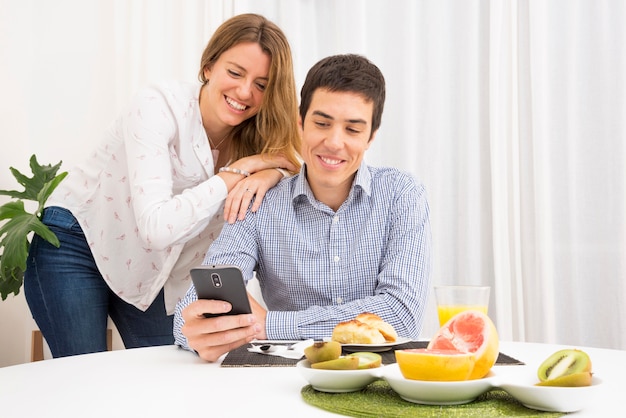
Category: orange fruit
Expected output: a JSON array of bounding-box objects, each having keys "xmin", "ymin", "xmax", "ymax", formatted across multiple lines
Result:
[
  {"xmin": 395, "ymin": 348, "xmax": 476, "ymax": 381},
  {"xmin": 427, "ymin": 309, "xmax": 499, "ymax": 379}
]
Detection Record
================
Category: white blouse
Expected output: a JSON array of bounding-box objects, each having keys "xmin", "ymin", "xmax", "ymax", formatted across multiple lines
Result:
[{"xmin": 47, "ymin": 80, "xmax": 227, "ymax": 314}]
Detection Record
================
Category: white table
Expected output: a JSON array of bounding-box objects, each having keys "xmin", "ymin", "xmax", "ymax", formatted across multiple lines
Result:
[{"xmin": 0, "ymin": 341, "xmax": 622, "ymax": 417}]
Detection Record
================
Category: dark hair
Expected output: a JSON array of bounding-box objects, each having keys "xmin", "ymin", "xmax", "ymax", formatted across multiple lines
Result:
[
  {"xmin": 198, "ymin": 13, "xmax": 300, "ymax": 168},
  {"xmin": 299, "ymin": 54, "xmax": 386, "ymax": 138}
]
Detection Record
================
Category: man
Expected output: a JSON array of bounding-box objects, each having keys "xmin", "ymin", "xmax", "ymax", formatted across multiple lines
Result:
[{"xmin": 174, "ymin": 54, "xmax": 432, "ymax": 362}]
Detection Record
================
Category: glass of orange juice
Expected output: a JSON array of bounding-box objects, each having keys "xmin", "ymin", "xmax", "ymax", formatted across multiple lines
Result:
[{"xmin": 434, "ymin": 285, "xmax": 490, "ymax": 326}]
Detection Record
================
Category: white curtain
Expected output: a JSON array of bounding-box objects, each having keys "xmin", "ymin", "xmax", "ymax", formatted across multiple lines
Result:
[{"xmin": 1, "ymin": 0, "xmax": 625, "ymax": 362}]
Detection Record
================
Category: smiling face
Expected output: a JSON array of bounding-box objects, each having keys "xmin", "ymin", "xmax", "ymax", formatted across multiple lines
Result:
[
  {"xmin": 299, "ymin": 88, "xmax": 377, "ymax": 210},
  {"xmin": 201, "ymin": 42, "xmax": 270, "ymax": 136}
]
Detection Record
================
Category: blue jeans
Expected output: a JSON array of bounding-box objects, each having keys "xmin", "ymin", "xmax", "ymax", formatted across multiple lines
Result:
[{"xmin": 24, "ymin": 206, "xmax": 174, "ymax": 358}]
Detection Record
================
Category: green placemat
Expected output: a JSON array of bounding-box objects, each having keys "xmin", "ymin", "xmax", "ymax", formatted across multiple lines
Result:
[{"xmin": 301, "ymin": 381, "xmax": 563, "ymax": 418}]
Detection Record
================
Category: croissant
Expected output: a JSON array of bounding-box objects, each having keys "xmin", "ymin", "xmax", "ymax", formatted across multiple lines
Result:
[
  {"xmin": 355, "ymin": 312, "xmax": 398, "ymax": 342},
  {"xmin": 332, "ymin": 319, "xmax": 386, "ymax": 344},
  {"xmin": 331, "ymin": 312, "xmax": 398, "ymax": 344}
]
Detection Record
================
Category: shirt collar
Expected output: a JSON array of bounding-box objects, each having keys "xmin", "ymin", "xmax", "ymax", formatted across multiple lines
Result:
[{"xmin": 292, "ymin": 160, "xmax": 372, "ymax": 205}]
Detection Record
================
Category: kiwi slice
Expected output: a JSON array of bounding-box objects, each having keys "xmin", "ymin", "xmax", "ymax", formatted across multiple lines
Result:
[
  {"xmin": 537, "ymin": 349, "xmax": 592, "ymax": 383},
  {"xmin": 311, "ymin": 356, "xmax": 360, "ymax": 370},
  {"xmin": 347, "ymin": 352, "xmax": 383, "ymax": 369},
  {"xmin": 535, "ymin": 371, "xmax": 592, "ymax": 387}
]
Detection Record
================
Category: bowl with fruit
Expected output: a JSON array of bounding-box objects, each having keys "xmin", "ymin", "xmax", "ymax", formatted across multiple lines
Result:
[
  {"xmin": 382, "ymin": 363, "xmax": 498, "ymax": 405},
  {"xmin": 498, "ymin": 348, "xmax": 602, "ymax": 413},
  {"xmin": 296, "ymin": 341, "xmax": 383, "ymax": 392},
  {"xmin": 382, "ymin": 309, "xmax": 501, "ymax": 405}
]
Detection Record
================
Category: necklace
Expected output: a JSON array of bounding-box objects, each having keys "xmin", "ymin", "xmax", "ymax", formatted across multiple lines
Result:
[
  {"xmin": 208, "ymin": 131, "xmax": 229, "ymax": 164},
  {"xmin": 208, "ymin": 132, "xmax": 228, "ymax": 150}
]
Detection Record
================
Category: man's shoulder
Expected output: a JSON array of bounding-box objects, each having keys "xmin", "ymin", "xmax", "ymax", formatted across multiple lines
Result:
[
  {"xmin": 258, "ymin": 175, "xmax": 299, "ymax": 207},
  {"xmin": 368, "ymin": 165, "xmax": 408, "ymax": 177},
  {"xmin": 364, "ymin": 166, "xmax": 427, "ymax": 204},
  {"xmin": 367, "ymin": 165, "xmax": 421, "ymax": 188}
]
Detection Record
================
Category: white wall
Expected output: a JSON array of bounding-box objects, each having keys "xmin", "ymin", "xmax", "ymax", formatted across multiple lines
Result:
[{"xmin": 0, "ymin": 1, "xmax": 124, "ymax": 366}]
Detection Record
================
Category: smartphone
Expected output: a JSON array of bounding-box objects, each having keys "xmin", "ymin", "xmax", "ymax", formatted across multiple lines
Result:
[{"xmin": 190, "ymin": 265, "xmax": 252, "ymax": 318}]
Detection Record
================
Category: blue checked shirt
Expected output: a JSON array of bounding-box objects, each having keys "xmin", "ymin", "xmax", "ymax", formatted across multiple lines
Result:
[{"xmin": 174, "ymin": 162, "xmax": 432, "ymax": 350}]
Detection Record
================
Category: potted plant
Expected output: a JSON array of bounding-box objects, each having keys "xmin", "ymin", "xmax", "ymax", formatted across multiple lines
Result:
[{"xmin": 0, "ymin": 155, "xmax": 67, "ymax": 300}]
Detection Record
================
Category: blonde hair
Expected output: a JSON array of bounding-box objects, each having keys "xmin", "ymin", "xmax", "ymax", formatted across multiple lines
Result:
[{"xmin": 199, "ymin": 13, "xmax": 301, "ymax": 170}]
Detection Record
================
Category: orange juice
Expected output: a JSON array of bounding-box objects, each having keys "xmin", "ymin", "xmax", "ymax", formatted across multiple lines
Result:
[{"xmin": 437, "ymin": 305, "xmax": 488, "ymax": 326}]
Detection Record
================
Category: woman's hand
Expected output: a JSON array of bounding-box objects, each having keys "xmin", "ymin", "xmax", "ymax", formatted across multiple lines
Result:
[
  {"xmin": 223, "ymin": 168, "xmax": 283, "ymax": 223},
  {"xmin": 235, "ymin": 154, "xmax": 298, "ymax": 175},
  {"xmin": 221, "ymin": 153, "xmax": 298, "ymax": 223},
  {"xmin": 181, "ymin": 299, "xmax": 261, "ymax": 362}
]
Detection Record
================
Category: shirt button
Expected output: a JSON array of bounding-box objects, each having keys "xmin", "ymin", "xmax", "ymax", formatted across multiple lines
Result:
[
  {"xmin": 336, "ymin": 297, "xmax": 343, "ymax": 304},
  {"xmin": 333, "ymin": 255, "xmax": 340, "ymax": 262},
  {"xmin": 333, "ymin": 215, "xmax": 339, "ymax": 223}
]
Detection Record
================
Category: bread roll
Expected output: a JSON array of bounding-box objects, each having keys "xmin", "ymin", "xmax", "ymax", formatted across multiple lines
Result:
[
  {"xmin": 331, "ymin": 319, "xmax": 386, "ymax": 344},
  {"xmin": 355, "ymin": 312, "xmax": 398, "ymax": 342}
]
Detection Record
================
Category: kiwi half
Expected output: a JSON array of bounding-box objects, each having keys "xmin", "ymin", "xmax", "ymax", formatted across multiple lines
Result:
[
  {"xmin": 536, "ymin": 371, "xmax": 592, "ymax": 387},
  {"xmin": 304, "ymin": 341, "xmax": 342, "ymax": 364},
  {"xmin": 536, "ymin": 349, "xmax": 592, "ymax": 385}
]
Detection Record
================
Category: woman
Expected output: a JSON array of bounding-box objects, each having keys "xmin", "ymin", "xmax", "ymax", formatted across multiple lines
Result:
[{"xmin": 23, "ymin": 13, "xmax": 301, "ymax": 358}]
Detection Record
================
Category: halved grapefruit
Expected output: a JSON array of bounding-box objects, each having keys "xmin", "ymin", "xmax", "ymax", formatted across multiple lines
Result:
[
  {"xmin": 427, "ymin": 309, "xmax": 499, "ymax": 379},
  {"xmin": 395, "ymin": 348, "xmax": 476, "ymax": 381}
]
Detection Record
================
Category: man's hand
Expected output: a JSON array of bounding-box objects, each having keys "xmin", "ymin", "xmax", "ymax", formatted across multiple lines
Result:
[
  {"xmin": 248, "ymin": 294, "xmax": 268, "ymax": 340},
  {"xmin": 181, "ymin": 299, "xmax": 261, "ymax": 362}
]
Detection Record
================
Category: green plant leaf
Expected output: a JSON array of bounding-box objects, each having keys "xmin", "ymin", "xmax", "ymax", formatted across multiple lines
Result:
[
  {"xmin": 37, "ymin": 172, "xmax": 68, "ymax": 214},
  {"xmin": 0, "ymin": 262, "xmax": 23, "ymax": 301},
  {"xmin": 0, "ymin": 155, "xmax": 66, "ymax": 300},
  {"xmin": 0, "ymin": 155, "xmax": 63, "ymax": 201},
  {"xmin": 0, "ymin": 208, "xmax": 60, "ymax": 285}
]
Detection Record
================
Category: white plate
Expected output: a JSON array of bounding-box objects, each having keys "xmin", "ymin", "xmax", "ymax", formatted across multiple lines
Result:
[
  {"xmin": 382, "ymin": 363, "xmax": 497, "ymax": 405},
  {"xmin": 337, "ymin": 336, "xmax": 413, "ymax": 352},
  {"xmin": 498, "ymin": 375, "xmax": 602, "ymax": 413},
  {"xmin": 296, "ymin": 360, "xmax": 383, "ymax": 393}
]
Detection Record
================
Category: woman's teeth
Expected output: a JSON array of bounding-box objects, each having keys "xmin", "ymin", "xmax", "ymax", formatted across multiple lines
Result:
[{"xmin": 226, "ymin": 96, "xmax": 246, "ymax": 111}]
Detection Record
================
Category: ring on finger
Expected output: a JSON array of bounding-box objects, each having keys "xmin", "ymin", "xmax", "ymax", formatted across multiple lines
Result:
[{"xmin": 245, "ymin": 189, "xmax": 254, "ymax": 194}]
